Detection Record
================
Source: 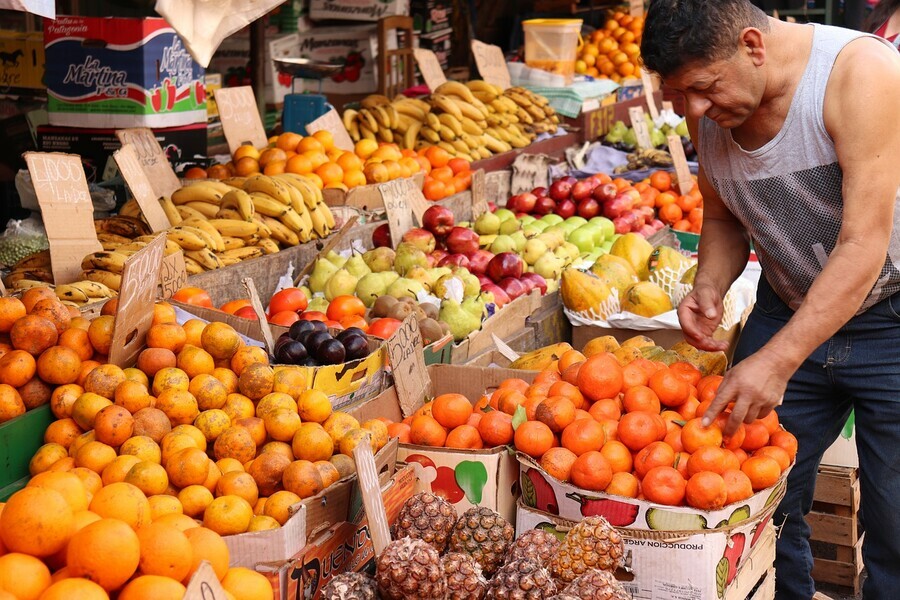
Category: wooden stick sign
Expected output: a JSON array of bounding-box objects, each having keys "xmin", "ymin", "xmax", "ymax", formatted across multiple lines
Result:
[
  {"xmin": 108, "ymin": 234, "xmax": 167, "ymax": 367},
  {"xmin": 23, "ymin": 152, "xmax": 102, "ymax": 285},
  {"xmin": 667, "ymin": 135, "xmax": 694, "ymax": 195},
  {"xmin": 215, "ymin": 86, "xmax": 269, "ymax": 154},
  {"xmin": 640, "ymin": 70, "xmax": 660, "ymax": 120},
  {"xmin": 113, "ymin": 144, "xmax": 172, "ymax": 232},
  {"xmin": 471, "ymin": 169, "xmax": 490, "ymax": 218},
  {"xmin": 115, "ymin": 128, "xmax": 180, "ymax": 200}
]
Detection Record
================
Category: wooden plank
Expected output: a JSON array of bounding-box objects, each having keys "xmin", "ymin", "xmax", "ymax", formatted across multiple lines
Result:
[
  {"xmin": 813, "ymin": 466, "xmax": 859, "ymax": 507},
  {"xmin": 724, "ymin": 523, "xmax": 776, "ymax": 600},
  {"xmin": 812, "ymin": 557, "xmax": 862, "ymax": 595},
  {"xmin": 808, "ymin": 511, "xmax": 857, "ymax": 546},
  {"xmin": 749, "ymin": 568, "xmax": 776, "ymax": 600}
]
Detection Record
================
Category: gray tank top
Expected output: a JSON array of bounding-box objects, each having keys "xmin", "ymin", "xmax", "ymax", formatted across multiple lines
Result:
[{"xmin": 698, "ymin": 24, "xmax": 900, "ymax": 313}]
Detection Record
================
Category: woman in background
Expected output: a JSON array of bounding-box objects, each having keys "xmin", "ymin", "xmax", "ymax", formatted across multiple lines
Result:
[{"xmin": 864, "ymin": 0, "xmax": 900, "ymax": 43}]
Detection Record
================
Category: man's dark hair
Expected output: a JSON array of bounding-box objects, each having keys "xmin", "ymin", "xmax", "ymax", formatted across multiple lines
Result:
[{"xmin": 640, "ymin": 0, "xmax": 771, "ymax": 78}]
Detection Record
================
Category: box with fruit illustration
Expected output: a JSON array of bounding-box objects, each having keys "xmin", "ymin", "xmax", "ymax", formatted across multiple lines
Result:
[
  {"xmin": 271, "ymin": 464, "xmax": 416, "ymax": 600},
  {"xmin": 517, "ymin": 451, "xmax": 790, "ymax": 531},
  {"xmin": 516, "ymin": 499, "xmax": 778, "ymax": 600},
  {"xmin": 44, "ymin": 16, "xmax": 206, "ymax": 129},
  {"xmin": 366, "ymin": 362, "xmax": 541, "ymax": 523},
  {"xmin": 309, "ymin": 0, "xmax": 410, "ymax": 22},
  {"xmin": 293, "ymin": 25, "xmax": 380, "ymax": 95},
  {"xmin": 225, "ymin": 437, "xmax": 401, "ymax": 598}
]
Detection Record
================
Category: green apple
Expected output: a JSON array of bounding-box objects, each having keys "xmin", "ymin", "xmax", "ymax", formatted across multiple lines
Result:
[
  {"xmin": 519, "ymin": 215, "xmax": 536, "ymax": 227},
  {"xmin": 540, "ymin": 214, "xmax": 564, "ymax": 226},
  {"xmin": 527, "ymin": 220, "xmax": 549, "ymax": 233},
  {"xmin": 565, "ymin": 216, "xmax": 588, "ymax": 228},
  {"xmin": 589, "ymin": 217, "xmax": 615, "ymax": 242},
  {"xmin": 560, "ymin": 221, "xmax": 581, "ymax": 236},
  {"xmin": 474, "ymin": 212, "xmax": 501, "ymax": 235},
  {"xmin": 568, "ymin": 225, "xmax": 597, "ymax": 254},
  {"xmin": 490, "ymin": 234, "xmax": 517, "ymax": 254},
  {"xmin": 600, "ymin": 240, "xmax": 614, "ymax": 253},
  {"xmin": 494, "ymin": 208, "xmax": 516, "ymax": 222},
  {"xmin": 499, "ymin": 218, "xmax": 521, "ymax": 235},
  {"xmin": 510, "ymin": 230, "xmax": 527, "ymax": 252}
]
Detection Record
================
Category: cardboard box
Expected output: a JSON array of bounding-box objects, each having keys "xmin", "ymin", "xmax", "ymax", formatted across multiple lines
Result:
[
  {"xmin": 267, "ymin": 464, "xmax": 417, "ymax": 599},
  {"xmin": 564, "ymin": 91, "xmax": 664, "ymax": 142},
  {"xmin": 0, "ymin": 31, "xmax": 44, "ymax": 90},
  {"xmin": 416, "ymin": 28, "xmax": 452, "ymax": 73},
  {"xmin": 37, "ymin": 123, "xmax": 208, "ymax": 184},
  {"xmin": 516, "ymin": 500, "xmax": 778, "ymax": 600},
  {"xmin": 44, "ymin": 16, "xmax": 206, "ymax": 129},
  {"xmin": 0, "ymin": 404, "xmax": 54, "ymax": 500},
  {"xmin": 517, "ymin": 451, "xmax": 788, "ymax": 530},
  {"xmin": 412, "ymin": 0, "xmax": 453, "ymax": 33},
  {"xmin": 205, "ymin": 73, "xmax": 222, "ymax": 120},
  {"xmin": 292, "ymin": 26, "xmax": 379, "ymax": 96},
  {"xmin": 309, "ymin": 0, "xmax": 409, "ymax": 22},
  {"xmin": 359, "ymin": 363, "xmax": 540, "ymax": 523},
  {"xmin": 571, "ymin": 322, "xmax": 740, "ymax": 363},
  {"xmin": 821, "ymin": 415, "xmax": 857, "ymax": 468}
]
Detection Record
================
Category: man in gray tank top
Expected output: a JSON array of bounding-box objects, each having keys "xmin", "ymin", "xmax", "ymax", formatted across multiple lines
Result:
[{"xmin": 641, "ymin": 1, "xmax": 900, "ymax": 598}]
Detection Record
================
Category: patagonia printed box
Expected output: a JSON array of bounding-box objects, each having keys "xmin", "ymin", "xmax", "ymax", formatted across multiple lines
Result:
[{"xmin": 44, "ymin": 16, "xmax": 206, "ymax": 129}]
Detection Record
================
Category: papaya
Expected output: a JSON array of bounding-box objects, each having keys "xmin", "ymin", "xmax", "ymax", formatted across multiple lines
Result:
[
  {"xmin": 590, "ymin": 254, "xmax": 639, "ymax": 296},
  {"xmin": 622, "ymin": 335, "xmax": 657, "ymax": 349},
  {"xmin": 582, "ymin": 335, "xmax": 620, "ymax": 356},
  {"xmin": 560, "ymin": 269, "xmax": 613, "ymax": 316},
  {"xmin": 670, "ymin": 341, "xmax": 728, "ymax": 376},
  {"xmin": 620, "ymin": 282, "xmax": 674, "ymax": 317},
  {"xmin": 609, "ymin": 233, "xmax": 654, "ymax": 280},
  {"xmin": 508, "ymin": 343, "xmax": 573, "ymax": 371},
  {"xmin": 612, "ymin": 346, "xmax": 643, "ymax": 366}
]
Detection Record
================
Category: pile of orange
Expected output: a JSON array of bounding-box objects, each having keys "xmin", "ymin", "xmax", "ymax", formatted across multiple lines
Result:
[
  {"xmin": 635, "ymin": 170, "xmax": 704, "ymax": 234},
  {"xmin": 385, "ymin": 345, "xmax": 796, "ymax": 511},
  {"xmin": 419, "ymin": 147, "xmax": 473, "ymax": 201},
  {"xmin": 576, "ymin": 12, "xmax": 645, "ymax": 82}
]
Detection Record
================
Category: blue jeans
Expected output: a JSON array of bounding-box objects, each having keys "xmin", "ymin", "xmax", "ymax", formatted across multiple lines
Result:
[{"xmin": 734, "ymin": 277, "xmax": 900, "ymax": 600}]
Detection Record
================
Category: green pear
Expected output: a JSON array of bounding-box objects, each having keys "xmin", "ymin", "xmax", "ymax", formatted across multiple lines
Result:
[
  {"xmin": 426, "ymin": 267, "xmax": 451, "ymax": 282},
  {"xmin": 308, "ymin": 259, "xmax": 339, "ymax": 294},
  {"xmin": 324, "ymin": 268, "xmax": 359, "ymax": 301},
  {"xmin": 433, "ymin": 274, "xmax": 463, "ymax": 299},
  {"xmin": 568, "ymin": 225, "xmax": 597, "ymax": 254},
  {"xmin": 479, "ymin": 234, "xmax": 497, "ymax": 248},
  {"xmin": 510, "ymin": 230, "xmax": 527, "ymax": 253},
  {"xmin": 394, "ymin": 242, "xmax": 428, "ymax": 276},
  {"xmin": 675, "ymin": 119, "xmax": 689, "ymax": 138},
  {"xmin": 651, "ymin": 127, "xmax": 666, "ymax": 148},
  {"xmin": 540, "ymin": 214, "xmax": 564, "ymax": 226},
  {"xmin": 494, "ymin": 208, "xmax": 516, "ymax": 222},
  {"xmin": 405, "ymin": 266, "xmax": 433, "ymax": 291},
  {"xmin": 499, "ymin": 218, "xmax": 521, "ymax": 235},
  {"xmin": 300, "ymin": 285, "xmax": 313, "ymax": 300},
  {"xmin": 387, "ymin": 277, "xmax": 425, "ymax": 299},
  {"xmin": 380, "ymin": 271, "xmax": 400, "ymax": 287},
  {"xmin": 519, "ymin": 215, "xmax": 536, "ymax": 227},
  {"xmin": 490, "ymin": 235, "xmax": 517, "ymax": 254},
  {"xmin": 307, "ymin": 297, "xmax": 329, "ymax": 313},
  {"xmin": 459, "ymin": 272, "xmax": 481, "ymax": 297},
  {"xmin": 344, "ymin": 253, "xmax": 371, "ymax": 279},
  {"xmin": 462, "ymin": 295, "xmax": 487, "ymax": 318},
  {"xmin": 362, "ymin": 247, "xmax": 395, "ymax": 273},
  {"xmin": 534, "ymin": 253, "xmax": 565, "ymax": 280},
  {"xmin": 537, "ymin": 231, "xmax": 564, "ymax": 250},
  {"xmin": 523, "ymin": 238, "xmax": 548, "ymax": 265},
  {"xmin": 439, "ymin": 299, "xmax": 482, "ymax": 341},
  {"xmin": 325, "ymin": 250, "xmax": 347, "ymax": 268},
  {"xmin": 474, "ymin": 212, "xmax": 501, "ymax": 235},
  {"xmin": 355, "ymin": 273, "xmax": 390, "ymax": 307}
]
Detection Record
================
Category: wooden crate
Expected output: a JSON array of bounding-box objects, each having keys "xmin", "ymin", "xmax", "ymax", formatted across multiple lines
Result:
[
  {"xmin": 748, "ymin": 568, "xmax": 775, "ymax": 600},
  {"xmin": 810, "ymin": 465, "xmax": 863, "ymax": 595}
]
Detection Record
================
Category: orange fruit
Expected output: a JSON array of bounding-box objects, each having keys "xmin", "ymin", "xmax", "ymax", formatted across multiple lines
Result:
[
  {"xmin": 29, "ymin": 442, "xmax": 69, "ymax": 475},
  {"xmin": 686, "ymin": 445, "xmax": 729, "ymax": 476},
  {"xmin": 569, "ymin": 451, "xmax": 613, "ymax": 491},
  {"xmin": 641, "ymin": 466, "xmax": 686, "ymax": 506},
  {"xmin": 622, "ymin": 385, "xmax": 661, "ymax": 414},
  {"xmin": 477, "ymin": 411, "xmax": 514, "ymax": 446},
  {"xmin": 588, "ymin": 397, "xmax": 621, "ymax": 422},
  {"xmin": 282, "ymin": 460, "xmax": 324, "ymax": 499},
  {"xmin": 203, "ymin": 495, "xmax": 253, "ymax": 536},
  {"xmin": 680, "ymin": 418, "xmax": 723, "ymax": 453},
  {"xmin": 605, "ymin": 471, "xmax": 640, "ymax": 498},
  {"xmin": 617, "ymin": 411, "xmax": 663, "ymax": 452},
  {"xmin": 741, "ymin": 422, "xmax": 770, "ymax": 452},
  {"xmin": 634, "ymin": 441, "xmax": 677, "ymax": 479},
  {"xmin": 600, "ymin": 440, "xmax": 633, "ymax": 474},
  {"xmin": 686, "ymin": 471, "xmax": 728, "ymax": 510},
  {"xmin": 184, "ymin": 527, "xmax": 230, "ymax": 581},
  {"xmin": 540, "ymin": 447, "xmax": 577, "ymax": 481},
  {"xmin": 221, "ymin": 567, "xmax": 272, "ymax": 600},
  {"xmin": 514, "ymin": 421, "xmax": 555, "ymax": 458},
  {"xmin": 753, "ymin": 446, "xmax": 791, "ymax": 472},
  {"xmin": 119, "ymin": 575, "xmax": 186, "ymax": 600},
  {"xmin": 135, "ymin": 523, "xmax": 193, "ymax": 580},
  {"xmin": 723, "ymin": 469, "xmax": 754, "ymax": 504},
  {"xmin": 34, "ymin": 578, "xmax": 108, "ymax": 600},
  {"xmin": 445, "ymin": 424, "xmax": 484, "ymax": 449},
  {"xmin": 741, "ymin": 456, "xmax": 782, "ymax": 491},
  {"xmin": 0, "ymin": 297, "xmax": 25, "ymax": 332},
  {"xmin": 576, "ymin": 353, "xmax": 624, "ymax": 401},
  {"xmin": 768, "ymin": 429, "xmax": 798, "ymax": 461},
  {"xmin": 0, "ymin": 553, "xmax": 51, "ymax": 600},
  {"xmin": 560, "ymin": 418, "xmax": 605, "ymax": 456},
  {"xmin": 409, "ymin": 415, "xmax": 447, "ymax": 447},
  {"xmin": 65, "ymin": 522, "xmax": 138, "ymax": 593},
  {"xmin": 89, "ymin": 482, "xmax": 151, "ymax": 530},
  {"xmin": 648, "ymin": 368, "xmax": 691, "ymax": 407},
  {"xmin": 0, "ymin": 487, "xmax": 74, "ymax": 557}
]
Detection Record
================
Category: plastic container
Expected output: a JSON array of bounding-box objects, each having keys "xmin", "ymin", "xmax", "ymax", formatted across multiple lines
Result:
[{"xmin": 522, "ymin": 19, "xmax": 583, "ymax": 84}]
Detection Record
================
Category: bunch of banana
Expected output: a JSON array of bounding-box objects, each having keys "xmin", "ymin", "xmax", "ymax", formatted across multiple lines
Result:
[
  {"xmin": 2, "ymin": 250, "xmax": 116, "ymax": 307},
  {"xmin": 4, "ymin": 250, "xmax": 53, "ymax": 287},
  {"xmin": 344, "ymin": 94, "xmax": 431, "ymax": 150},
  {"xmin": 499, "ymin": 86, "xmax": 560, "ymax": 135},
  {"xmin": 420, "ymin": 81, "xmax": 495, "ymax": 161},
  {"xmin": 613, "ymin": 148, "xmax": 675, "ymax": 173}
]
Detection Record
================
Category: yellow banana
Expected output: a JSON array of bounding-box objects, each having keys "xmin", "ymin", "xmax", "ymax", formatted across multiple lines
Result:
[
  {"xmin": 378, "ymin": 128, "xmax": 394, "ymax": 144},
  {"xmin": 178, "ymin": 225, "xmax": 217, "ymax": 251},
  {"xmin": 182, "ymin": 218, "xmax": 226, "ymax": 252},
  {"xmin": 118, "ymin": 199, "xmax": 142, "ymax": 219},
  {"xmin": 97, "ymin": 232, "xmax": 131, "ymax": 246},
  {"xmin": 184, "ymin": 248, "xmax": 224, "ymax": 270},
  {"xmin": 220, "ymin": 247, "xmax": 265, "ymax": 262},
  {"xmin": 403, "ymin": 121, "xmax": 422, "ymax": 150},
  {"xmin": 209, "ymin": 219, "xmax": 259, "ymax": 237},
  {"xmin": 279, "ymin": 208, "xmax": 311, "ymax": 242},
  {"xmin": 159, "ymin": 196, "xmax": 182, "ymax": 226},
  {"xmin": 466, "ymin": 80, "xmax": 502, "ymax": 96},
  {"xmin": 55, "ymin": 284, "xmax": 89, "ymax": 303},
  {"xmin": 94, "ymin": 216, "xmax": 149, "ymax": 238},
  {"xmin": 251, "ymin": 216, "xmax": 272, "ymax": 239},
  {"xmin": 256, "ymin": 238, "xmax": 280, "ymax": 255},
  {"xmin": 393, "ymin": 100, "xmax": 427, "ymax": 121},
  {"xmin": 386, "ymin": 104, "xmax": 400, "ymax": 129},
  {"xmin": 243, "ymin": 175, "xmax": 292, "ymax": 206},
  {"xmin": 176, "ymin": 205, "xmax": 209, "ymax": 222},
  {"xmin": 420, "ymin": 127, "xmax": 440, "ymax": 144},
  {"xmin": 116, "ymin": 241, "xmax": 149, "ymax": 253},
  {"xmin": 372, "ymin": 104, "xmax": 391, "ymax": 129},
  {"xmin": 70, "ymin": 280, "xmax": 115, "ymax": 299},
  {"xmin": 438, "ymin": 113, "xmax": 464, "ymax": 137},
  {"xmin": 426, "ymin": 112, "xmax": 441, "ymax": 131},
  {"xmin": 250, "ymin": 193, "xmax": 289, "ymax": 217},
  {"xmin": 361, "ymin": 94, "xmax": 391, "ymax": 108},
  {"xmin": 342, "ymin": 108, "xmax": 359, "ymax": 132},
  {"xmin": 215, "ymin": 208, "xmax": 243, "ymax": 221},
  {"xmin": 219, "ymin": 189, "xmax": 255, "ymax": 221},
  {"xmin": 81, "ymin": 251, "xmax": 128, "ymax": 274},
  {"xmin": 431, "ymin": 94, "xmax": 463, "ymax": 120},
  {"xmin": 358, "ymin": 108, "xmax": 378, "ymax": 132},
  {"xmin": 436, "ymin": 80, "xmax": 478, "ymax": 104},
  {"xmin": 183, "ymin": 257, "xmax": 204, "ymax": 275},
  {"xmin": 222, "ymin": 177, "xmax": 248, "ymax": 188},
  {"xmin": 437, "ymin": 141, "xmax": 458, "ymax": 155},
  {"xmin": 460, "ymin": 116, "xmax": 484, "ymax": 136},
  {"xmin": 261, "ymin": 216, "xmax": 300, "ymax": 246},
  {"xmin": 171, "ymin": 182, "xmax": 222, "ymax": 205},
  {"xmin": 221, "ymin": 236, "xmax": 246, "ymax": 251},
  {"xmin": 309, "ymin": 204, "xmax": 330, "ymax": 238},
  {"xmin": 183, "ymin": 201, "xmax": 220, "ymax": 219},
  {"xmin": 319, "ymin": 203, "xmax": 335, "ymax": 229},
  {"xmin": 167, "ymin": 227, "xmax": 208, "ymax": 251}
]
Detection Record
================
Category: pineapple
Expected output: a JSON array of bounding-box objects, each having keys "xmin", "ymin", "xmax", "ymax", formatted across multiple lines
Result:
[
  {"xmin": 393, "ymin": 491, "xmax": 458, "ymax": 553},
  {"xmin": 486, "ymin": 559, "xmax": 558, "ymax": 599},
  {"xmin": 562, "ymin": 568, "xmax": 631, "ymax": 599},
  {"xmin": 376, "ymin": 537, "xmax": 446, "ymax": 599},
  {"xmin": 321, "ymin": 571, "xmax": 378, "ymax": 599},
  {"xmin": 449, "ymin": 507, "xmax": 515, "ymax": 577},
  {"xmin": 443, "ymin": 552, "xmax": 488, "ymax": 600},
  {"xmin": 549, "ymin": 516, "xmax": 625, "ymax": 584},
  {"xmin": 506, "ymin": 530, "xmax": 561, "ymax": 567}
]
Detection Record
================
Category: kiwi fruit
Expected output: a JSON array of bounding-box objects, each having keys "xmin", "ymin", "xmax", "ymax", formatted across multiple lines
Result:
[
  {"xmin": 419, "ymin": 303, "xmax": 439, "ymax": 320},
  {"xmin": 419, "ymin": 318, "xmax": 444, "ymax": 345},
  {"xmin": 387, "ymin": 302, "xmax": 415, "ymax": 321},
  {"xmin": 372, "ymin": 295, "xmax": 398, "ymax": 318}
]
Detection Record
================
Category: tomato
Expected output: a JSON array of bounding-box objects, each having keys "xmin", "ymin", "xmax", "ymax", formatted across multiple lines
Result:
[
  {"xmin": 234, "ymin": 306, "xmax": 258, "ymax": 320},
  {"xmin": 220, "ymin": 299, "xmax": 251, "ymax": 314},
  {"xmin": 324, "ymin": 320, "xmax": 344, "ymax": 330},
  {"xmin": 269, "ymin": 288, "xmax": 308, "ymax": 315},
  {"xmin": 269, "ymin": 310, "xmax": 300, "ymax": 326},
  {"xmin": 172, "ymin": 286, "xmax": 213, "ymax": 308},
  {"xmin": 368, "ymin": 318, "xmax": 402, "ymax": 339},
  {"xmin": 325, "ymin": 295, "xmax": 366, "ymax": 321},
  {"xmin": 299, "ymin": 311, "xmax": 327, "ymax": 322},
  {"xmin": 339, "ymin": 314, "xmax": 369, "ymax": 332}
]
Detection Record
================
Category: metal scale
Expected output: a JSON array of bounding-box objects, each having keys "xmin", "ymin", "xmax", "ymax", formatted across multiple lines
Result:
[{"xmin": 273, "ymin": 58, "xmax": 345, "ymax": 133}]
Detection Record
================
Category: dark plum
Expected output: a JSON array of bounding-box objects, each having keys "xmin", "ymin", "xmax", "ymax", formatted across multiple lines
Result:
[
  {"xmin": 305, "ymin": 330, "xmax": 333, "ymax": 355},
  {"xmin": 341, "ymin": 334, "xmax": 370, "ymax": 361},
  {"xmin": 316, "ymin": 339, "xmax": 346, "ymax": 365},
  {"xmin": 337, "ymin": 327, "xmax": 366, "ymax": 342},
  {"xmin": 275, "ymin": 340, "xmax": 308, "ymax": 364},
  {"xmin": 289, "ymin": 320, "xmax": 316, "ymax": 341}
]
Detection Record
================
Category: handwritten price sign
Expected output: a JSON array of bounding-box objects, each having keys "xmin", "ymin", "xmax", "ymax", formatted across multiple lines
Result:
[
  {"xmin": 114, "ymin": 144, "xmax": 172, "ymax": 232},
  {"xmin": 386, "ymin": 316, "xmax": 428, "ymax": 416},
  {"xmin": 158, "ymin": 251, "xmax": 188, "ymax": 299},
  {"xmin": 215, "ymin": 86, "xmax": 268, "ymax": 154},
  {"xmin": 115, "ymin": 128, "xmax": 180, "ymax": 199},
  {"xmin": 471, "ymin": 41, "xmax": 511, "ymax": 90}
]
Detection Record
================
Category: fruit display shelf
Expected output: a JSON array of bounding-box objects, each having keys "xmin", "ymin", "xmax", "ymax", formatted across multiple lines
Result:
[{"xmin": 0, "ymin": 404, "xmax": 54, "ymax": 500}]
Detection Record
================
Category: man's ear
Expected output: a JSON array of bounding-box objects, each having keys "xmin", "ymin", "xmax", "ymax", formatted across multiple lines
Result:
[{"xmin": 740, "ymin": 27, "xmax": 766, "ymax": 66}]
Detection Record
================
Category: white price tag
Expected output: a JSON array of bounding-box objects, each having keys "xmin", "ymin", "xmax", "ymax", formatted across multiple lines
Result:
[{"xmin": 628, "ymin": 106, "xmax": 653, "ymax": 150}]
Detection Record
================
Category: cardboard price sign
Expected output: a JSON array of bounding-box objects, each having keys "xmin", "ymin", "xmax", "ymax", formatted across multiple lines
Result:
[
  {"xmin": 24, "ymin": 152, "xmax": 102, "ymax": 285},
  {"xmin": 640, "ymin": 70, "xmax": 660, "ymax": 120},
  {"xmin": 379, "ymin": 178, "xmax": 429, "ymax": 249},
  {"xmin": 662, "ymin": 100, "xmax": 675, "ymax": 113},
  {"xmin": 471, "ymin": 40, "xmax": 511, "ymax": 90},
  {"xmin": 115, "ymin": 128, "xmax": 180, "ymax": 199},
  {"xmin": 215, "ymin": 86, "xmax": 268, "ymax": 154},
  {"xmin": 667, "ymin": 134, "xmax": 694, "ymax": 195},
  {"xmin": 628, "ymin": 106, "xmax": 653, "ymax": 150},
  {"xmin": 630, "ymin": 0, "xmax": 644, "ymax": 16},
  {"xmin": 109, "ymin": 234, "xmax": 166, "ymax": 367},
  {"xmin": 158, "ymin": 251, "xmax": 187, "ymax": 299},
  {"xmin": 386, "ymin": 316, "xmax": 428, "ymax": 417},
  {"xmin": 114, "ymin": 145, "xmax": 172, "ymax": 232},
  {"xmin": 471, "ymin": 169, "xmax": 489, "ymax": 218},
  {"xmin": 183, "ymin": 561, "xmax": 228, "ymax": 599},
  {"xmin": 306, "ymin": 108, "xmax": 355, "ymax": 152},
  {"xmin": 413, "ymin": 48, "xmax": 448, "ymax": 91},
  {"xmin": 242, "ymin": 277, "xmax": 276, "ymax": 355}
]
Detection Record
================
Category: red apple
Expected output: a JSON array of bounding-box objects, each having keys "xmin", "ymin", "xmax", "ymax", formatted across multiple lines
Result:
[
  {"xmin": 499, "ymin": 277, "xmax": 529, "ymax": 301},
  {"xmin": 651, "ymin": 218, "xmax": 665, "ymax": 230},
  {"xmin": 532, "ymin": 186, "xmax": 548, "ymax": 197},
  {"xmin": 577, "ymin": 198, "xmax": 600, "ymax": 219},
  {"xmin": 592, "ymin": 182, "xmax": 618, "ymax": 203},
  {"xmin": 438, "ymin": 253, "xmax": 470, "ymax": 269},
  {"xmin": 533, "ymin": 196, "xmax": 557, "ymax": 216},
  {"xmin": 372, "ymin": 223, "xmax": 392, "ymax": 248},
  {"xmin": 613, "ymin": 216, "xmax": 632, "ymax": 234},
  {"xmin": 571, "ymin": 180, "xmax": 595, "ymax": 202},
  {"xmin": 520, "ymin": 272, "xmax": 547, "ymax": 295},
  {"xmin": 422, "ymin": 205, "xmax": 454, "ymax": 237},
  {"xmin": 587, "ymin": 174, "xmax": 607, "ymax": 187},
  {"xmin": 425, "ymin": 254, "xmax": 437, "ymax": 267},
  {"xmin": 486, "ymin": 252, "xmax": 524, "ymax": 283},
  {"xmin": 234, "ymin": 306, "xmax": 258, "ymax": 320},
  {"xmin": 446, "ymin": 227, "xmax": 479, "ymax": 255},
  {"xmin": 603, "ymin": 193, "xmax": 634, "ymax": 219},
  {"xmin": 561, "ymin": 175, "xmax": 577, "ymax": 186},
  {"xmin": 467, "ymin": 249, "xmax": 494, "ymax": 275},
  {"xmin": 555, "ymin": 199, "xmax": 577, "ymax": 219},
  {"xmin": 549, "ymin": 179, "xmax": 573, "ymax": 202},
  {"xmin": 513, "ymin": 192, "xmax": 538, "ymax": 213},
  {"xmin": 638, "ymin": 224, "xmax": 657, "ymax": 237},
  {"xmin": 628, "ymin": 209, "xmax": 647, "ymax": 229},
  {"xmin": 401, "ymin": 228, "xmax": 436, "ymax": 253},
  {"xmin": 505, "ymin": 195, "xmax": 519, "ymax": 212},
  {"xmin": 476, "ymin": 274, "xmax": 493, "ymax": 286},
  {"xmin": 638, "ymin": 205, "xmax": 655, "ymax": 221},
  {"xmin": 480, "ymin": 283, "xmax": 510, "ymax": 307},
  {"xmin": 430, "ymin": 248, "xmax": 448, "ymax": 264}
]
